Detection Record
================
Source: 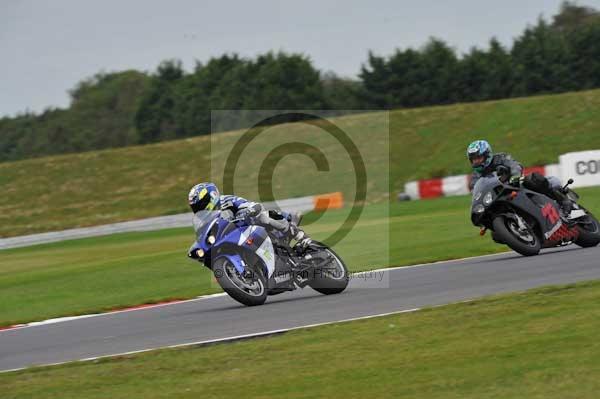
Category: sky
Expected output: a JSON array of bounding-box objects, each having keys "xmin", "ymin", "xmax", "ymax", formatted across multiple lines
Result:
[{"xmin": 2, "ymin": 0, "xmax": 600, "ymax": 117}]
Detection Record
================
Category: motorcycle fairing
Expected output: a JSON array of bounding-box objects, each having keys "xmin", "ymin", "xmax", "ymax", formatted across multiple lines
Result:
[
  {"xmin": 235, "ymin": 225, "xmax": 275, "ymax": 278},
  {"xmin": 509, "ymin": 190, "xmax": 578, "ymax": 243},
  {"xmin": 209, "ymin": 223, "xmax": 273, "ymax": 278},
  {"xmin": 255, "ymin": 235, "xmax": 275, "ymax": 278}
]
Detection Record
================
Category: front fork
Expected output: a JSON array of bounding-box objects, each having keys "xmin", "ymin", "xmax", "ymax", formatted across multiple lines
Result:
[{"xmin": 513, "ymin": 213, "xmax": 530, "ymax": 233}]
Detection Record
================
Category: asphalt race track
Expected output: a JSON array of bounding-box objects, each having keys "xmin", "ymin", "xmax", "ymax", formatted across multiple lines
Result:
[{"xmin": 2, "ymin": 246, "xmax": 599, "ymax": 372}]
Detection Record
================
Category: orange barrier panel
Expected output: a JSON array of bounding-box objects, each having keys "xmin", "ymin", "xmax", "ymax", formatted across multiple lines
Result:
[{"xmin": 313, "ymin": 192, "xmax": 344, "ymax": 211}]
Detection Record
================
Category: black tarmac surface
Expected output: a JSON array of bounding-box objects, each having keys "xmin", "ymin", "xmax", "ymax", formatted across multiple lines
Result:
[{"xmin": 2, "ymin": 246, "xmax": 599, "ymax": 372}]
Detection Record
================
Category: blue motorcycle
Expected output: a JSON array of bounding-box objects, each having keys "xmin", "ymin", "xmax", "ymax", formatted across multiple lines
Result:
[{"xmin": 189, "ymin": 210, "xmax": 349, "ymax": 306}]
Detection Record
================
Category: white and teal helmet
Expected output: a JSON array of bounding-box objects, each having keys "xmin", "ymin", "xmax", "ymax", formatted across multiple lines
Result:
[{"xmin": 467, "ymin": 140, "xmax": 493, "ymax": 173}]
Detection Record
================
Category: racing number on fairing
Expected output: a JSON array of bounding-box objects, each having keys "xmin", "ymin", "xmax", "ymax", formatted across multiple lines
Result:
[{"xmin": 542, "ymin": 203, "xmax": 560, "ymax": 224}]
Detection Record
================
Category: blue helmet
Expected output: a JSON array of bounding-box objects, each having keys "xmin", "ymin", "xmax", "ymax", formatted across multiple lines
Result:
[
  {"xmin": 188, "ymin": 182, "xmax": 220, "ymax": 213},
  {"xmin": 467, "ymin": 140, "xmax": 493, "ymax": 173}
]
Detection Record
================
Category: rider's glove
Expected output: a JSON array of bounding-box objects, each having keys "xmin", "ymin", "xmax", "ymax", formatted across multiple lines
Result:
[
  {"xmin": 247, "ymin": 204, "xmax": 262, "ymax": 216},
  {"xmin": 236, "ymin": 204, "xmax": 261, "ymax": 222},
  {"xmin": 509, "ymin": 176, "xmax": 521, "ymax": 187},
  {"xmin": 234, "ymin": 209, "xmax": 251, "ymax": 221}
]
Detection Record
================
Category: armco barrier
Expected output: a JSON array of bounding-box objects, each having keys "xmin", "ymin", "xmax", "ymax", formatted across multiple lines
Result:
[{"xmin": 0, "ymin": 192, "xmax": 344, "ymax": 250}]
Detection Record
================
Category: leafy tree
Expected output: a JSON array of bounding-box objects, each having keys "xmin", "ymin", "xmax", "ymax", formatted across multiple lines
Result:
[
  {"xmin": 553, "ymin": 1, "xmax": 600, "ymax": 31},
  {"xmin": 174, "ymin": 54, "xmax": 244, "ymax": 135},
  {"xmin": 482, "ymin": 39, "xmax": 514, "ymax": 99},
  {"xmin": 135, "ymin": 60, "xmax": 184, "ymax": 143},
  {"xmin": 5, "ymin": 2, "xmax": 600, "ymax": 162},
  {"xmin": 360, "ymin": 51, "xmax": 393, "ymax": 108},
  {"xmin": 321, "ymin": 72, "xmax": 367, "ymax": 110},
  {"xmin": 0, "ymin": 71, "xmax": 150, "ymax": 161},
  {"xmin": 511, "ymin": 18, "xmax": 573, "ymax": 96},
  {"xmin": 361, "ymin": 38, "xmax": 458, "ymax": 108},
  {"xmin": 458, "ymin": 38, "xmax": 513, "ymax": 101},
  {"xmin": 567, "ymin": 21, "xmax": 600, "ymax": 88},
  {"xmin": 69, "ymin": 71, "xmax": 150, "ymax": 148},
  {"xmin": 385, "ymin": 48, "xmax": 426, "ymax": 107},
  {"xmin": 419, "ymin": 38, "xmax": 460, "ymax": 104}
]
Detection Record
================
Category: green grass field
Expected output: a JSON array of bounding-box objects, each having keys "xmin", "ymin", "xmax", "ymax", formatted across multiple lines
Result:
[
  {"xmin": 3, "ymin": 89, "xmax": 600, "ymax": 395},
  {"xmin": 2, "ymin": 187, "xmax": 599, "ymax": 327},
  {"xmin": 2, "ymin": 89, "xmax": 600, "ymax": 237},
  {"xmin": 4, "ymin": 279, "xmax": 600, "ymax": 398}
]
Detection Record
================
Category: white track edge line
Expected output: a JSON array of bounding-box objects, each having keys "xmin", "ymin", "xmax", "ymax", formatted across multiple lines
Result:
[
  {"xmin": 368, "ymin": 251, "xmax": 512, "ymax": 273},
  {"xmin": 1, "ymin": 252, "xmax": 512, "ymax": 332},
  {"xmin": 0, "ymin": 307, "xmax": 422, "ymax": 374},
  {"xmin": 0, "ymin": 293, "xmax": 228, "ymax": 333},
  {"xmin": 1, "ymin": 298, "xmax": 480, "ymax": 374}
]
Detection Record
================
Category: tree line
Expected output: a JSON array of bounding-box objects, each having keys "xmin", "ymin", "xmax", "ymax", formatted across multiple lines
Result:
[{"xmin": 1, "ymin": 1, "xmax": 599, "ymax": 162}]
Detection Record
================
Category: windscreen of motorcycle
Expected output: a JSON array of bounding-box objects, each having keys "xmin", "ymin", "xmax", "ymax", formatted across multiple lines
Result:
[
  {"xmin": 192, "ymin": 210, "xmax": 220, "ymax": 237},
  {"xmin": 472, "ymin": 174, "xmax": 501, "ymax": 204}
]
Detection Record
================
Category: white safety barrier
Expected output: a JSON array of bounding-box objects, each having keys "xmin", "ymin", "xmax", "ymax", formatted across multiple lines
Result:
[
  {"xmin": 559, "ymin": 150, "xmax": 600, "ymax": 188},
  {"xmin": 403, "ymin": 149, "xmax": 600, "ymax": 200},
  {"xmin": 404, "ymin": 165, "xmax": 559, "ymax": 200},
  {"xmin": 0, "ymin": 192, "xmax": 344, "ymax": 250}
]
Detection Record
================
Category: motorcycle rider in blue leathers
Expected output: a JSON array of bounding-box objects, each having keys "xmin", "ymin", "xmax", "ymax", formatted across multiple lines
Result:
[
  {"xmin": 467, "ymin": 140, "xmax": 581, "ymax": 218},
  {"xmin": 186, "ymin": 182, "xmax": 310, "ymax": 259}
]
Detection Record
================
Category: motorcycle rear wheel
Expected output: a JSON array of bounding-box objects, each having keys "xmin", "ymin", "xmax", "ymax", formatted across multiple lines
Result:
[
  {"xmin": 307, "ymin": 244, "xmax": 349, "ymax": 295},
  {"xmin": 492, "ymin": 216, "xmax": 541, "ymax": 256},
  {"xmin": 574, "ymin": 211, "xmax": 600, "ymax": 248}
]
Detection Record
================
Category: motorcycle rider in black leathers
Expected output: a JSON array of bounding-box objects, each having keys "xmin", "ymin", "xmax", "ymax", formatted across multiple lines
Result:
[{"xmin": 467, "ymin": 140, "xmax": 575, "ymax": 217}]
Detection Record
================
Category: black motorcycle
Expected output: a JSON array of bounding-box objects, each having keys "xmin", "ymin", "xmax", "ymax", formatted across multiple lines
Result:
[{"xmin": 471, "ymin": 171, "xmax": 600, "ymax": 256}]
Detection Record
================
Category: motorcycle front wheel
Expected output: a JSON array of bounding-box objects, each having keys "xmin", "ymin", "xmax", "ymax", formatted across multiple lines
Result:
[
  {"xmin": 492, "ymin": 215, "xmax": 541, "ymax": 256},
  {"xmin": 213, "ymin": 257, "xmax": 267, "ymax": 306}
]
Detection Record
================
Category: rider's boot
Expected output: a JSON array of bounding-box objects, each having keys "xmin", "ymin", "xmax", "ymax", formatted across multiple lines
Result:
[
  {"xmin": 289, "ymin": 212, "xmax": 303, "ymax": 227},
  {"xmin": 289, "ymin": 224, "xmax": 311, "ymax": 253}
]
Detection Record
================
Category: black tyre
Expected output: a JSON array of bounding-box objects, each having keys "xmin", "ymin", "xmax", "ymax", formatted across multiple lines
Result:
[
  {"xmin": 491, "ymin": 231, "xmax": 505, "ymax": 244},
  {"xmin": 492, "ymin": 216, "xmax": 541, "ymax": 256},
  {"xmin": 307, "ymin": 244, "xmax": 349, "ymax": 295},
  {"xmin": 575, "ymin": 212, "xmax": 600, "ymax": 248},
  {"xmin": 213, "ymin": 257, "xmax": 267, "ymax": 306}
]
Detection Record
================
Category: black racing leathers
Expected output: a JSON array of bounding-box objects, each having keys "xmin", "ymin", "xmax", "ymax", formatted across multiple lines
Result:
[{"xmin": 469, "ymin": 153, "xmax": 523, "ymax": 190}]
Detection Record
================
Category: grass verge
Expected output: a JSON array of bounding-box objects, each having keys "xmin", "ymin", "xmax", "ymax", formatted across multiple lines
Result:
[
  {"xmin": 3, "ymin": 279, "xmax": 600, "ymax": 398},
  {"xmin": 2, "ymin": 89, "xmax": 600, "ymax": 236}
]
